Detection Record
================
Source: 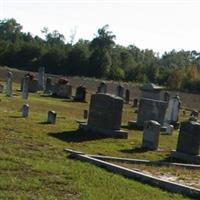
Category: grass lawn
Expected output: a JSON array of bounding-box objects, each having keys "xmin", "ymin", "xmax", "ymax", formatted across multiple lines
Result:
[{"xmin": 0, "ymin": 83, "xmax": 196, "ymax": 199}]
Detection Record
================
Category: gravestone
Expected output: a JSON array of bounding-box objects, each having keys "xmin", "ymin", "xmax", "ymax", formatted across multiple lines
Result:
[
  {"xmin": 142, "ymin": 120, "xmax": 160, "ymax": 150},
  {"xmin": 74, "ymin": 85, "xmax": 86, "ymax": 102},
  {"xmin": 164, "ymin": 95, "xmax": 181, "ymax": 125},
  {"xmin": 171, "ymin": 121, "xmax": 200, "ymax": 164},
  {"xmin": 22, "ymin": 76, "xmax": 29, "ymax": 99},
  {"xmin": 97, "ymin": 81, "xmax": 107, "ymax": 94},
  {"xmin": 44, "ymin": 77, "xmax": 53, "ymax": 94},
  {"xmin": 0, "ymin": 83, "xmax": 4, "ymax": 93},
  {"xmin": 22, "ymin": 104, "xmax": 29, "ymax": 118},
  {"xmin": 164, "ymin": 92, "xmax": 170, "ymax": 102},
  {"xmin": 47, "ymin": 111, "xmax": 57, "ymax": 124},
  {"xmin": 53, "ymin": 78, "xmax": 72, "ymax": 98},
  {"xmin": 140, "ymin": 83, "xmax": 164, "ymax": 100},
  {"xmin": 133, "ymin": 98, "xmax": 138, "ymax": 107},
  {"xmin": 79, "ymin": 93, "xmax": 128, "ymax": 138},
  {"xmin": 38, "ymin": 67, "xmax": 45, "ymax": 90},
  {"xmin": 135, "ymin": 98, "xmax": 167, "ymax": 128},
  {"xmin": 190, "ymin": 110, "xmax": 198, "ymax": 119},
  {"xmin": 84, "ymin": 109, "xmax": 88, "ymax": 119},
  {"xmin": 6, "ymin": 71, "xmax": 13, "ymax": 97},
  {"xmin": 116, "ymin": 85, "xmax": 124, "ymax": 99},
  {"xmin": 125, "ymin": 89, "xmax": 130, "ymax": 104}
]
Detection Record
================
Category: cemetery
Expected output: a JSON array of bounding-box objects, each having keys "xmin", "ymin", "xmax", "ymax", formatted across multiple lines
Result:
[{"xmin": 0, "ymin": 67, "xmax": 200, "ymax": 199}]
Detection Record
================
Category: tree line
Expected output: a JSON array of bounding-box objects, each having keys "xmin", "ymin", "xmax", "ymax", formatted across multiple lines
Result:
[{"xmin": 1, "ymin": 18, "xmax": 200, "ymax": 92}]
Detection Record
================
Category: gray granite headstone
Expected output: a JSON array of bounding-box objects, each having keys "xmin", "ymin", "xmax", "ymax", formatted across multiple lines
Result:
[
  {"xmin": 136, "ymin": 98, "xmax": 168, "ymax": 127},
  {"xmin": 22, "ymin": 104, "xmax": 29, "ymax": 118},
  {"xmin": 22, "ymin": 76, "xmax": 29, "ymax": 99},
  {"xmin": 74, "ymin": 85, "xmax": 86, "ymax": 102},
  {"xmin": 53, "ymin": 83, "xmax": 72, "ymax": 98},
  {"xmin": 97, "ymin": 81, "xmax": 107, "ymax": 94},
  {"xmin": 125, "ymin": 89, "xmax": 130, "ymax": 104},
  {"xmin": 38, "ymin": 67, "xmax": 45, "ymax": 90},
  {"xmin": 142, "ymin": 120, "xmax": 160, "ymax": 150},
  {"xmin": 133, "ymin": 98, "xmax": 138, "ymax": 107},
  {"xmin": 6, "ymin": 71, "xmax": 13, "ymax": 97},
  {"xmin": 44, "ymin": 77, "xmax": 53, "ymax": 94},
  {"xmin": 84, "ymin": 109, "xmax": 88, "ymax": 119},
  {"xmin": 116, "ymin": 85, "xmax": 124, "ymax": 99},
  {"xmin": 47, "ymin": 111, "xmax": 57, "ymax": 124},
  {"xmin": 171, "ymin": 121, "xmax": 200, "ymax": 163},
  {"xmin": 79, "ymin": 93, "xmax": 127, "ymax": 138}
]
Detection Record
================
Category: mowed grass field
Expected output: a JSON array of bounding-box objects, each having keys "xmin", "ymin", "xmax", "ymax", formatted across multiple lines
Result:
[{"xmin": 0, "ymin": 83, "xmax": 197, "ymax": 200}]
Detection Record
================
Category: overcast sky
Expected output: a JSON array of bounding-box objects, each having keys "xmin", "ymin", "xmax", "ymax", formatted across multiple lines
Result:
[{"xmin": 1, "ymin": 0, "xmax": 200, "ymax": 54}]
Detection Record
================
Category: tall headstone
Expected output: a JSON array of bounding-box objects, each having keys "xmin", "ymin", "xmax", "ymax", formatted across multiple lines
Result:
[
  {"xmin": 22, "ymin": 76, "xmax": 29, "ymax": 99},
  {"xmin": 133, "ymin": 98, "xmax": 138, "ymax": 107},
  {"xmin": 171, "ymin": 121, "xmax": 200, "ymax": 164},
  {"xmin": 79, "ymin": 93, "xmax": 128, "ymax": 138},
  {"xmin": 164, "ymin": 95, "xmax": 181, "ymax": 124},
  {"xmin": 142, "ymin": 120, "xmax": 161, "ymax": 150},
  {"xmin": 136, "ymin": 98, "xmax": 168, "ymax": 128},
  {"xmin": 116, "ymin": 85, "xmax": 124, "ymax": 99},
  {"xmin": 22, "ymin": 104, "xmax": 29, "ymax": 118},
  {"xmin": 6, "ymin": 71, "xmax": 13, "ymax": 97},
  {"xmin": 125, "ymin": 89, "xmax": 130, "ymax": 104},
  {"xmin": 38, "ymin": 67, "xmax": 45, "ymax": 90},
  {"xmin": 47, "ymin": 111, "xmax": 57, "ymax": 124}
]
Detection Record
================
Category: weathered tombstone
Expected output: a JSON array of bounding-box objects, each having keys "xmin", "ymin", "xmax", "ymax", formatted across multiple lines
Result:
[
  {"xmin": 164, "ymin": 95, "xmax": 181, "ymax": 126},
  {"xmin": 161, "ymin": 123, "xmax": 174, "ymax": 135},
  {"xmin": 84, "ymin": 109, "xmax": 88, "ymax": 119},
  {"xmin": 44, "ymin": 77, "xmax": 53, "ymax": 94},
  {"xmin": 52, "ymin": 78, "xmax": 72, "ymax": 98},
  {"xmin": 22, "ymin": 104, "xmax": 29, "ymax": 118},
  {"xmin": 47, "ymin": 111, "xmax": 57, "ymax": 124},
  {"xmin": 125, "ymin": 89, "xmax": 130, "ymax": 104},
  {"xmin": 97, "ymin": 81, "xmax": 107, "ymax": 94},
  {"xmin": 140, "ymin": 83, "xmax": 164, "ymax": 100},
  {"xmin": 142, "ymin": 120, "xmax": 161, "ymax": 150},
  {"xmin": 79, "ymin": 93, "xmax": 128, "ymax": 138},
  {"xmin": 22, "ymin": 76, "xmax": 29, "ymax": 99},
  {"xmin": 164, "ymin": 92, "xmax": 170, "ymax": 102},
  {"xmin": 74, "ymin": 85, "xmax": 86, "ymax": 102},
  {"xmin": 38, "ymin": 67, "xmax": 45, "ymax": 90},
  {"xmin": 171, "ymin": 121, "xmax": 200, "ymax": 164},
  {"xmin": 132, "ymin": 97, "xmax": 168, "ymax": 128},
  {"xmin": 0, "ymin": 83, "xmax": 4, "ymax": 93},
  {"xmin": 133, "ymin": 98, "xmax": 138, "ymax": 107},
  {"xmin": 6, "ymin": 71, "xmax": 13, "ymax": 97},
  {"xmin": 116, "ymin": 85, "xmax": 124, "ymax": 99}
]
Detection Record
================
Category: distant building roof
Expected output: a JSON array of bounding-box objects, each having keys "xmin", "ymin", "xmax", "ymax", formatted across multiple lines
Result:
[{"xmin": 141, "ymin": 83, "xmax": 164, "ymax": 91}]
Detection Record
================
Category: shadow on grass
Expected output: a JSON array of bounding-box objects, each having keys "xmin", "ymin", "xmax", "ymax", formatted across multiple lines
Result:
[
  {"xmin": 120, "ymin": 146, "xmax": 150, "ymax": 154},
  {"xmin": 38, "ymin": 121, "xmax": 51, "ymax": 125},
  {"xmin": 121, "ymin": 125, "xmax": 143, "ymax": 131},
  {"xmin": 9, "ymin": 115, "xmax": 23, "ymax": 118},
  {"xmin": 48, "ymin": 129, "xmax": 110, "ymax": 143}
]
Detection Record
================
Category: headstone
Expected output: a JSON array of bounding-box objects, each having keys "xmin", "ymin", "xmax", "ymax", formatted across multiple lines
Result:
[
  {"xmin": 79, "ymin": 93, "xmax": 128, "ymax": 138},
  {"xmin": 133, "ymin": 98, "xmax": 138, "ymax": 107},
  {"xmin": 0, "ymin": 83, "xmax": 4, "ymax": 93},
  {"xmin": 142, "ymin": 120, "xmax": 160, "ymax": 150},
  {"xmin": 164, "ymin": 92, "xmax": 170, "ymax": 102},
  {"xmin": 47, "ymin": 111, "xmax": 57, "ymax": 124},
  {"xmin": 140, "ymin": 83, "xmax": 164, "ymax": 100},
  {"xmin": 136, "ymin": 98, "xmax": 168, "ymax": 128},
  {"xmin": 6, "ymin": 71, "xmax": 13, "ymax": 97},
  {"xmin": 190, "ymin": 110, "xmax": 198, "ymax": 119},
  {"xmin": 74, "ymin": 85, "xmax": 86, "ymax": 102},
  {"xmin": 162, "ymin": 123, "xmax": 174, "ymax": 135},
  {"xmin": 22, "ymin": 104, "xmax": 29, "ymax": 118},
  {"xmin": 125, "ymin": 89, "xmax": 130, "ymax": 104},
  {"xmin": 38, "ymin": 67, "xmax": 45, "ymax": 90},
  {"xmin": 97, "ymin": 81, "xmax": 107, "ymax": 93},
  {"xmin": 44, "ymin": 77, "xmax": 53, "ymax": 94},
  {"xmin": 22, "ymin": 76, "xmax": 29, "ymax": 99},
  {"xmin": 84, "ymin": 109, "xmax": 88, "ymax": 119},
  {"xmin": 116, "ymin": 85, "xmax": 124, "ymax": 99},
  {"xmin": 171, "ymin": 121, "xmax": 200, "ymax": 163},
  {"xmin": 164, "ymin": 95, "xmax": 181, "ymax": 124}
]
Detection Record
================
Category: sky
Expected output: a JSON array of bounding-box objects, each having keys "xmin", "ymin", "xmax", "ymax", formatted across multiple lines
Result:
[{"xmin": 1, "ymin": 0, "xmax": 200, "ymax": 54}]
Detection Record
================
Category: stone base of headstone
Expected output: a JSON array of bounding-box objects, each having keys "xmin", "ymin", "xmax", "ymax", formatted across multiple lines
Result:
[
  {"xmin": 170, "ymin": 150, "xmax": 200, "ymax": 164},
  {"xmin": 79, "ymin": 123, "xmax": 128, "ymax": 139},
  {"xmin": 128, "ymin": 120, "xmax": 143, "ymax": 130}
]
